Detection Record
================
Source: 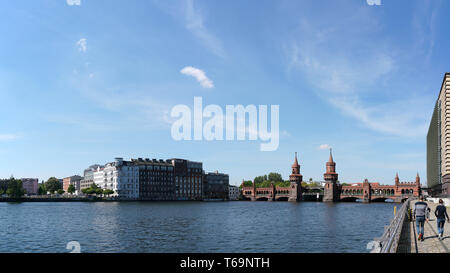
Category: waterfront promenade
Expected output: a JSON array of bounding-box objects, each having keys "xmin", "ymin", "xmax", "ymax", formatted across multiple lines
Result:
[{"xmin": 405, "ymin": 201, "xmax": 450, "ymax": 253}]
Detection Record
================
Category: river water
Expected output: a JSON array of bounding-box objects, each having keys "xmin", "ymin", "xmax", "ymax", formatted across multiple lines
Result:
[{"xmin": 0, "ymin": 201, "xmax": 397, "ymax": 253}]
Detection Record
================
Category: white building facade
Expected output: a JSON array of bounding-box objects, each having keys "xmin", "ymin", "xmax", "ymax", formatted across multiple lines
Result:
[
  {"xmin": 229, "ymin": 185, "xmax": 240, "ymax": 201},
  {"xmin": 93, "ymin": 158, "xmax": 139, "ymax": 200}
]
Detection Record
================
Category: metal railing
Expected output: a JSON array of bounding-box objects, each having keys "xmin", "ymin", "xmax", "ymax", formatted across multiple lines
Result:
[{"xmin": 368, "ymin": 199, "xmax": 412, "ymax": 253}]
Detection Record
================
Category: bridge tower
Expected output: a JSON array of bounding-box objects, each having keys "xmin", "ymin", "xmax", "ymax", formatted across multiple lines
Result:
[
  {"xmin": 252, "ymin": 179, "xmax": 257, "ymax": 201},
  {"xmin": 288, "ymin": 152, "xmax": 303, "ymax": 202},
  {"xmin": 323, "ymin": 149, "xmax": 339, "ymax": 202},
  {"xmin": 362, "ymin": 179, "xmax": 371, "ymax": 203},
  {"xmin": 416, "ymin": 172, "xmax": 422, "ymax": 196}
]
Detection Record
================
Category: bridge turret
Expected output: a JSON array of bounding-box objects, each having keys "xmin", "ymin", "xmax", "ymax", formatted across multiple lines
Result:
[
  {"xmin": 288, "ymin": 152, "xmax": 303, "ymax": 202},
  {"xmin": 323, "ymin": 148, "xmax": 339, "ymax": 202},
  {"xmin": 395, "ymin": 173, "xmax": 399, "ymax": 186},
  {"xmin": 416, "ymin": 172, "xmax": 420, "ymax": 185}
]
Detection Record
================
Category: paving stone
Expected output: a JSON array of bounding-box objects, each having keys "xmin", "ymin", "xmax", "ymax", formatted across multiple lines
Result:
[{"xmin": 408, "ymin": 201, "xmax": 450, "ymax": 253}]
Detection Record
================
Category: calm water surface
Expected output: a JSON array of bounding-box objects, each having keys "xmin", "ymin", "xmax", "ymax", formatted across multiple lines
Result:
[{"xmin": 0, "ymin": 201, "xmax": 396, "ymax": 253}]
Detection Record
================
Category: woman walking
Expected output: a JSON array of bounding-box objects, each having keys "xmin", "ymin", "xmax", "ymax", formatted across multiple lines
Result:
[{"xmin": 434, "ymin": 199, "xmax": 450, "ymax": 240}]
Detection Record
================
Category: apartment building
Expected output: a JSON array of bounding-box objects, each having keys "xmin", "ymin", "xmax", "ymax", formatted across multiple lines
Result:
[{"xmin": 203, "ymin": 171, "xmax": 229, "ymax": 200}]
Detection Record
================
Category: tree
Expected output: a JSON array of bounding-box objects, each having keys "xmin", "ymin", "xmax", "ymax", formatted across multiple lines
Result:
[
  {"xmin": 57, "ymin": 189, "xmax": 65, "ymax": 195},
  {"xmin": 38, "ymin": 184, "xmax": 46, "ymax": 195},
  {"xmin": 6, "ymin": 177, "xmax": 25, "ymax": 198},
  {"xmin": 268, "ymin": 173, "xmax": 283, "ymax": 182},
  {"xmin": 45, "ymin": 177, "xmax": 62, "ymax": 193},
  {"xmin": 67, "ymin": 184, "xmax": 76, "ymax": 194},
  {"xmin": 103, "ymin": 189, "xmax": 114, "ymax": 196},
  {"xmin": 95, "ymin": 188, "xmax": 103, "ymax": 195},
  {"xmin": 254, "ymin": 176, "xmax": 264, "ymax": 184},
  {"xmin": 239, "ymin": 181, "xmax": 253, "ymax": 189}
]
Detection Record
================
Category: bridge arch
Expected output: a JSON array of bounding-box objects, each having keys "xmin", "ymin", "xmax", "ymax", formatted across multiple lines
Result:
[
  {"xmin": 341, "ymin": 197, "xmax": 359, "ymax": 202},
  {"xmin": 371, "ymin": 197, "xmax": 388, "ymax": 202}
]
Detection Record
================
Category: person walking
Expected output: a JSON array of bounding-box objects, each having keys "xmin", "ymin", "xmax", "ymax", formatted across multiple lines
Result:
[
  {"xmin": 413, "ymin": 196, "xmax": 429, "ymax": 241},
  {"xmin": 434, "ymin": 199, "xmax": 450, "ymax": 240}
]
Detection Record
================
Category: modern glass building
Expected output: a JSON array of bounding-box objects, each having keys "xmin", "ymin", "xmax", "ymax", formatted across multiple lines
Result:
[{"xmin": 427, "ymin": 73, "xmax": 450, "ymax": 196}]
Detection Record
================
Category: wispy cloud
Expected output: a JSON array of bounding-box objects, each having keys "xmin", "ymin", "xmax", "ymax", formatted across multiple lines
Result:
[
  {"xmin": 366, "ymin": 0, "xmax": 381, "ymax": 6},
  {"xmin": 319, "ymin": 144, "xmax": 331, "ymax": 150},
  {"xmin": 181, "ymin": 66, "xmax": 214, "ymax": 88},
  {"xmin": 286, "ymin": 8, "xmax": 433, "ymax": 138},
  {"xmin": 411, "ymin": 0, "xmax": 442, "ymax": 64},
  {"xmin": 184, "ymin": 0, "xmax": 225, "ymax": 58},
  {"xmin": 76, "ymin": 38, "xmax": 87, "ymax": 53},
  {"xmin": 66, "ymin": 0, "xmax": 81, "ymax": 6},
  {"xmin": 0, "ymin": 134, "xmax": 18, "ymax": 141}
]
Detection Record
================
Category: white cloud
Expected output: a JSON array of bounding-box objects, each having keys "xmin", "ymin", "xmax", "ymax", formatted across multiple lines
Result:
[
  {"xmin": 66, "ymin": 0, "xmax": 81, "ymax": 6},
  {"xmin": 76, "ymin": 38, "xmax": 87, "ymax": 53},
  {"xmin": 0, "ymin": 134, "xmax": 18, "ymax": 141},
  {"xmin": 180, "ymin": 66, "xmax": 214, "ymax": 88},
  {"xmin": 319, "ymin": 144, "xmax": 331, "ymax": 150},
  {"xmin": 366, "ymin": 0, "xmax": 381, "ymax": 6}
]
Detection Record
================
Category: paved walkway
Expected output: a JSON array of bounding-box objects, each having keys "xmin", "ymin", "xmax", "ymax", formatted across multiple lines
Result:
[{"xmin": 408, "ymin": 200, "xmax": 450, "ymax": 253}]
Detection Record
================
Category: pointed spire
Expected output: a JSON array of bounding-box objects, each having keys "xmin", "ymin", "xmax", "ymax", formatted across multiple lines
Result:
[
  {"xmin": 328, "ymin": 148, "xmax": 334, "ymax": 163},
  {"xmin": 292, "ymin": 152, "xmax": 299, "ymax": 167}
]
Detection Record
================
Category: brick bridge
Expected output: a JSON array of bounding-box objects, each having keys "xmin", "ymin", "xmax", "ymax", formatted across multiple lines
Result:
[
  {"xmin": 339, "ymin": 175, "xmax": 420, "ymax": 203},
  {"xmin": 241, "ymin": 151, "xmax": 421, "ymax": 203}
]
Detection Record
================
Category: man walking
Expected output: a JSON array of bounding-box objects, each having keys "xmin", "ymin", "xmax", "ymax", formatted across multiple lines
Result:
[
  {"xmin": 413, "ymin": 196, "xmax": 429, "ymax": 241},
  {"xmin": 434, "ymin": 199, "xmax": 450, "ymax": 240}
]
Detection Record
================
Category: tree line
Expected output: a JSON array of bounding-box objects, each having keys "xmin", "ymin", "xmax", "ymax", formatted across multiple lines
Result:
[
  {"xmin": 0, "ymin": 176, "xmax": 114, "ymax": 198},
  {"xmin": 239, "ymin": 173, "xmax": 334, "ymax": 189}
]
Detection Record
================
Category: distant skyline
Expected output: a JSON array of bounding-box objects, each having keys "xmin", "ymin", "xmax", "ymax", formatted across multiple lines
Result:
[{"xmin": 0, "ymin": 0, "xmax": 448, "ymax": 185}]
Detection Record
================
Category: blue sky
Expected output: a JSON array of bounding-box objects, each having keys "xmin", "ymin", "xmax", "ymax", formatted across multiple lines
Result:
[{"xmin": 0, "ymin": 0, "xmax": 448, "ymax": 186}]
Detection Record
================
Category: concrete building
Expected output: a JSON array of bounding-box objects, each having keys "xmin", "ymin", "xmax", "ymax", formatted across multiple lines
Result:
[
  {"xmin": 427, "ymin": 73, "xmax": 450, "ymax": 196},
  {"xmin": 133, "ymin": 158, "xmax": 174, "ymax": 201},
  {"xmin": 89, "ymin": 157, "xmax": 228, "ymax": 201},
  {"xmin": 229, "ymin": 185, "xmax": 240, "ymax": 201},
  {"xmin": 203, "ymin": 171, "xmax": 229, "ymax": 200},
  {"xmin": 80, "ymin": 164, "xmax": 103, "ymax": 190},
  {"xmin": 93, "ymin": 158, "xmax": 139, "ymax": 200},
  {"xmin": 21, "ymin": 178, "xmax": 39, "ymax": 195},
  {"xmin": 170, "ymin": 158, "xmax": 203, "ymax": 201},
  {"xmin": 63, "ymin": 175, "xmax": 82, "ymax": 192}
]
